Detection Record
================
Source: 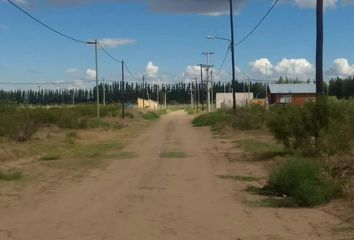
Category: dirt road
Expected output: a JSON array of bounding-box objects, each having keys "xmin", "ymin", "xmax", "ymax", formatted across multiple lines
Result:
[{"xmin": 0, "ymin": 111, "xmax": 348, "ymax": 240}]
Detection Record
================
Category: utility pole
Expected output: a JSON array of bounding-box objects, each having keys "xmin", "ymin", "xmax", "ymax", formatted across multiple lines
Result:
[
  {"xmin": 316, "ymin": 0, "xmax": 324, "ymax": 96},
  {"xmin": 142, "ymin": 75, "xmax": 145, "ymax": 109},
  {"xmin": 163, "ymin": 84, "xmax": 167, "ymax": 110},
  {"xmin": 195, "ymin": 78, "xmax": 198, "ymax": 110},
  {"xmin": 157, "ymin": 85, "xmax": 160, "ymax": 108},
  {"xmin": 265, "ymin": 62, "xmax": 268, "ymax": 109},
  {"xmin": 202, "ymin": 52, "xmax": 214, "ymax": 113},
  {"xmin": 95, "ymin": 40, "xmax": 100, "ymax": 120},
  {"xmin": 196, "ymin": 78, "xmax": 200, "ymax": 110},
  {"xmin": 38, "ymin": 85, "xmax": 41, "ymax": 105},
  {"xmin": 229, "ymin": 0, "xmax": 236, "ymax": 111},
  {"xmin": 102, "ymin": 78, "xmax": 106, "ymax": 106},
  {"xmin": 210, "ymin": 70, "xmax": 214, "ymax": 112},
  {"xmin": 200, "ymin": 64, "xmax": 204, "ymax": 111},
  {"xmin": 121, "ymin": 60, "xmax": 125, "ymax": 119},
  {"xmin": 248, "ymin": 76, "xmax": 251, "ymax": 105},
  {"xmin": 190, "ymin": 81, "xmax": 194, "ymax": 108},
  {"xmin": 72, "ymin": 89, "xmax": 75, "ymax": 106}
]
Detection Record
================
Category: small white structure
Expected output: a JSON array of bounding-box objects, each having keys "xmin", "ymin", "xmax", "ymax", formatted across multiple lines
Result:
[
  {"xmin": 137, "ymin": 98, "xmax": 159, "ymax": 110},
  {"xmin": 216, "ymin": 93, "xmax": 253, "ymax": 109}
]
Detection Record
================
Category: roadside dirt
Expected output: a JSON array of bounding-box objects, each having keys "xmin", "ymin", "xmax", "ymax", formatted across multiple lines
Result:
[{"xmin": 0, "ymin": 110, "xmax": 352, "ymax": 240}]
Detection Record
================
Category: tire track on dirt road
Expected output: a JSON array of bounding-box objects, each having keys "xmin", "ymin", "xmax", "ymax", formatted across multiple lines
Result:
[{"xmin": 0, "ymin": 110, "xmax": 348, "ymax": 240}]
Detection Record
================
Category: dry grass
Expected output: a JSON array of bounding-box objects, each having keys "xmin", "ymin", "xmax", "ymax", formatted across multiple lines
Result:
[{"xmin": 0, "ymin": 109, "xmax": 151, "ymax": 206}]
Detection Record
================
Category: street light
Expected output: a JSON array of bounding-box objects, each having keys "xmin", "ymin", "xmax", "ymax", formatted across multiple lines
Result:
[
  {"xmin": 87, "ymin": 40, "xmax": 100, "ymax": 121},
  {"xmin": 207, "ymin": 35, "xmax": 236, "ymax": 110},
  {"xmin": 207, "ymin": 35, "xmax": 231, "ymax": 43}
]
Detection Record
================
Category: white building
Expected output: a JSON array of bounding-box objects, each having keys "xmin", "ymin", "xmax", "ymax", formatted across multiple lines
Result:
[{"xmin": 216, "ymin": 93, "xmax": 253, "ymax": 109}]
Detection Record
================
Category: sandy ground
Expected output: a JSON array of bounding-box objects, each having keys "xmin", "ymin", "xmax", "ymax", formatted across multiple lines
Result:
[{"xmin": 0, "ymin": 110, "xmax": 351, "ymax": 240}]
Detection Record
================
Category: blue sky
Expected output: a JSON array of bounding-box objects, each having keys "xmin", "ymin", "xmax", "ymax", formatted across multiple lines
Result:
[{"xmin": 1, "ymin": 0, "xmax": 354, "ymax": 90}]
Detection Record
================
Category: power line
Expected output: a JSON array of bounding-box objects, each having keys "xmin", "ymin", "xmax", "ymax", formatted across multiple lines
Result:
[
  {"xmin": 235, "ymin": 0, "xmax": 279, "ymax": 46},
  {"xmin": 216, "ymin": 45, "xmax": 231, "ymax": 76},
  {"xmin": 97, "ymin": 42, "xmax": 122, "ymax": 63},
  {"xmin": 7, "ymin": 0, "xmax": 90, "ymax": 44},
  {"xmin": 124, "ymin": 63, "xmax": 140, "ymax": 81}
]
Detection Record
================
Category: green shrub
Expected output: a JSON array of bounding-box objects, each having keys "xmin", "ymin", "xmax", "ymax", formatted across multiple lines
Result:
[
  {"xmin": 40, "ymin": 154, "xmax": 61, "ymax": 161},
  {"xmin": 160, "ymin": 151, "xmax": 187, "ymax": 158},
  {"xmin": 232, "ymin": 105, "xmax": 265, "ymax": 130},
  {"xmin": 237, "ymin": 139, "xmax": 289, "ymax": 160},
  {"xmin": 124, "ymin": 111, "xmax": 134, "ymax": 119},
  {"xmin": 75, "ymin": 105, "xmax": 97, "ymax": 117},
  {"xmin": 113, "ymin": 122, "xmax": 124, "ymax": 130},
  {"xmin": 157, "ymin": 109, "xmax": 167, "ymax": 115},
  {"xmin": 87, "ymin": 119, "xmax": 110, "ymax": 129},
  {"xmin": 185, "ymin": 107, "xmax": 197, "ymax": 115},
  {"xmin": 0, "ymin": 170, "xmax": 23, "ymax": 181},
  {"xmin": 266, "ymin": 99, "xmax": 354, "ymax": 156},
  {"xmin": 57, "ymin": 113, "xmax": 88, "ymax": 129},
  {"xmin": 142, "ymin": 111, "xmax": 160, "ymax": 120},
  {"xmin": 100, "ymin": 104, "xmax": 120, "ymax": 117},
  {"xmin": 192, "ymin": 111, "xmax": 230, "ymax": 127},
  {"xmin": 318, "ymin": 101, "xmax": 354, "ymax": 156},
  {"xmin": 193, "ymin": 107, "xmax": 264, "ymax": 130},
  {"xmin": 0, "ymin": 104, "xmax": 122, "ymax": 141},
  {"xmin": 267, "ymin": 158, "xmax": 341, "ymax": 206},
  {"xmin": 65, "ymin": 131, "xmax": 79, "ymax": 144},
  {"xmin": 0, "ymin": 108, "xmax": 38, "ymax": 142}
]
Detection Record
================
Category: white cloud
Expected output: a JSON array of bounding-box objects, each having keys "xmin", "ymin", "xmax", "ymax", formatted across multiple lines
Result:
[
  {"xmin": 274, "ymin": 58, "xmax": 314, "ymax": 78},
  {"xmin": 98, "ymin": 38, "xmax": 136, "ymax": 48},
  {"xmin": 13, "ymin": 0, "xmax": 28, "ymax": 5},
  {"xmin": 8, "ymin": 0, "xmax": 352, "ymax": 14},
  {"xmin": 32, "ymin": 0, "xmax": 245, "ymax": 15},
  {"xmin": 145, "ymin": 61, "xmax": 159, "ymax": 75},
  {"xmin": 250, "ymin": 58, "xmax": 273, "ymax": 76},
  {"xmin": 327, "ymin": 58, "xmax": 354, "ymax": 77},
  {"xmin": 292, "ymin": 0, "xmax": 338, "ymax": 8},
  {"xmin": 2, "ymin": 0, "xmax": 27, "ymax": 6},
  {"xmin": 183, "ymin": 65, "xmax": 200, "ymax": 79},
  {"xmin": 85, "ymin": 69, "xmax": 96, "ymax": 80},
  {"xmin": 182, "ymin": 65, "xmax": 237, "ymax": 83},
  {"xmin": 10, "ymin": 0, "xmax": 246, "ymax": 15},
  {"xmin": 148, "ymin": 0, "xmax": 247, "ymax": 15}
]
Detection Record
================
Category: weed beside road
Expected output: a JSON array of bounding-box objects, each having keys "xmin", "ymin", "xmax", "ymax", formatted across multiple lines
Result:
[
  {"xmin": 267, "ymin": 157, "xmax": 341, "ymax": 207},
  {"xmin": 141, "ymin": 109, "xmax": 167, "ymax": 120},
  {"xmin": 0, "ymin": 104, "xmax": 122, "ymax": 142},
  {"xmin": 0, "ymin": 170, "xmax": 23, "ymax": 181},
  {"xmin": 193, "ymin": 100, "xmax": 354, "ymax": 207}
]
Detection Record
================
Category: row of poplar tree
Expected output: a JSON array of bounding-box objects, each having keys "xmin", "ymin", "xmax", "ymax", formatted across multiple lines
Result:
[
  {"xmin": 0, "ymin": 77, "xmax": 353, "ymax": 105},
  {"xmin": 0, "ymin": 81, "xmax": 267, "ymax": 105}
]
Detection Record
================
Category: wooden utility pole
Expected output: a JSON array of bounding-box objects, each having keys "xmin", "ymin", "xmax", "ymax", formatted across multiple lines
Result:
[
  {"xmin": 95, "ymin": 40, "xmax": 100, "ymax": 121},
  {"xmin": 102, "ymin": 78, "xmax": 106, "ymax": 106},
  {"xmin": 200, "ymin": 64, "xmax": 204, "ymax": 111},
  {"xmin": 230, "ymin": 0, "xmax": 236, "ymax": 111},
  {"xmin": 316, "ymin": 0, "xmax": 324, "ymax": 96},
  {"xmin": 121, "ymin": 60, "xmax": 125, "ymax": 119}
]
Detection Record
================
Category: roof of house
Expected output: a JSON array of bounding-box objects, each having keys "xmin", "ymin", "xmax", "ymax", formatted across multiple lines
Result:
[{"xmin": 268, "ymin": 84, "xmax": 316, "ymax": 94}]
